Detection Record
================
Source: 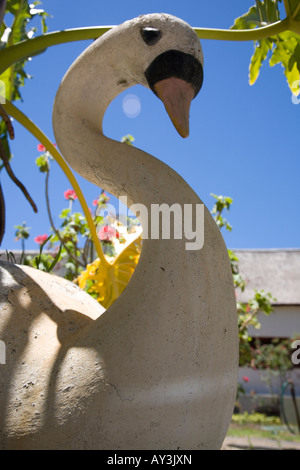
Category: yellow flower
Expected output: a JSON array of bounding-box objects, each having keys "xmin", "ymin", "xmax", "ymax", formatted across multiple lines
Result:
[{"xmin": 77, "ymin": 230, "xmax": 142, "ymax": 308}]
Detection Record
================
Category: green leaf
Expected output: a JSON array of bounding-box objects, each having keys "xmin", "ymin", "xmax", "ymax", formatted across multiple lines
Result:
[
  {"xmin": 5, "ymin": 250, "xmax": 16, "ymax": 263},
  {"xmin": 121, "ymin": 134, "xmax": 135, "ymax": 146},
  {"xmin": 249, "ymin": 38, "xmax": 273, "ymax": 84},
  {"xmin": 232, "ymin": 1, "xmax": 300, "ymax": 94},
  {"xmin": 228, "ymin": 249, "xmax": 239, "ymax": 263},
  {"xmin": 269, "ymin": 30, "xmax": 300, "ymax": 94},
  {"xmin": 59, "ymin": 208, "xmax": 71, "ymax": 219},
  {"xmin": 231, "ymin": 6, "xmax": 263, "ymax": 30},
  {"xmin": 231, "ymin": 1, "xmax": 280, "ymax": 85},
  {"xmin": 46, "ymin": 243, "xmax": 62, "ymax": 272},
  {"xmin": 14, "ymin": 221, "xmax": 31, "ymax": 240},
  {"xmin": 210, "ymin": 193, "xmax": 233, "ymax": 213},
  {"xmin": 231, "ymin": 1, "xmax": 280, "ymax": 31},
  {"xmin": 35, "ymin": 154, "xmax": 50, "ymax": 172},
  {"xmin": 0, "ymin": 0, "xmax": 50, "ymax": 103}
]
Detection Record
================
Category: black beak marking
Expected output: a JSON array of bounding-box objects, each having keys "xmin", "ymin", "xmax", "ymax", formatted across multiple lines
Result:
[{"xmin": 145, "ymin": 50, "xmax": 203, "ymax": 98}]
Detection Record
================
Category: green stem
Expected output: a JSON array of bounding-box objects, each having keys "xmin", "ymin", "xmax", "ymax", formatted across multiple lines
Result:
[
  {"xmin": 45, "ymin": 170, "xmax": 85, "ymax": 268},
  {"xmin": 82, "ymin": 236, "xmax": 89, "ymax": 266},
  {"xmin": 256, "ymin": 0, "xmax": 264, "ymax": 23},
  {"xmin": 2, "ymin": 99, "xmax": 108, "ymax": 267},
  {"xmin": 0, "ymin": 26, "xmax": 112, "ymax": 74},
  {"xmin": 4, "ymin": 0, "xmax": 24, "ymax": 100},
  {"xmin": 20, "ymin": 237, "xmax": 25, "ymax": 264},
  {"xmin": 0, "ymin": 18, "xmax": 293, "ymax": 76},
  {"xmin": 11, "ymin": 0, "xmax": 25, "ymax": 37},
  {"xmin": 194, "ymin": 17, "xmax": 290, "ymax": 40}
]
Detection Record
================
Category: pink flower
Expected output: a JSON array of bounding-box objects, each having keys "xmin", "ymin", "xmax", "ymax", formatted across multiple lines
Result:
[
  {"xmin": 98, "ymin": 225, "xmax": 118, "ymax": 241},
  {"xmin": 37, "ymin": 143, "xmax": 56, "ymax": 152},
  {"xmin": 64, "ymin": 189, "xmax": 77, "ymax": 200},
  {"xmin": 37, "ymin": 143, "xmax": 46, "ymax": 152},
  {"xmin": 34, "ymin": 234, "xmax": 48, "ymax": 245},
  {"xmin": 92, "ymin": 199, "xmax": 99, "ymax": 206},
  {"xmin": 242, "ymin": 376, "xmax": 249, "ymax": 383}
]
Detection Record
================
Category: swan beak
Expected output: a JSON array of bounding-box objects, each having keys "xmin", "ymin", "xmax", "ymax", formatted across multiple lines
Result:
[{"xmin": 154, "ymin": 77, "xmax": 195, "ymax": 138}]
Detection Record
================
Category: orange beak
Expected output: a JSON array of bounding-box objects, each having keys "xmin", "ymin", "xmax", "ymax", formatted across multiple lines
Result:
[{"xmin": 154, "ymin": 77, "xmax": 195, "ymax": 138}]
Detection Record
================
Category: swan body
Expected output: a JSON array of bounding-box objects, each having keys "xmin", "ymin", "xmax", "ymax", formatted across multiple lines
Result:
[{"xmin": 0, "ymin": 14, "xmax": 238, "ymax": 449}]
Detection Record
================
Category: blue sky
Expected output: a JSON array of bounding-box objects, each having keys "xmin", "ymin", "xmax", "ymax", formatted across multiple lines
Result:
[{"xmin": 1, "ymin": 0, "xmax": 299, "ymax": 251}]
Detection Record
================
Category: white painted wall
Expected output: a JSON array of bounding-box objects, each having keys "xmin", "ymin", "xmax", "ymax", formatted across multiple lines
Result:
[{"xmin": 248, "ymin": 305, "xmax": 300, "ymax": 338}]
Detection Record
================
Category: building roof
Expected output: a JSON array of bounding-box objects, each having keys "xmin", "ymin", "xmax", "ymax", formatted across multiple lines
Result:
[{"xmin": 234, "ymin": 249, "xmax": 300, "ymax": 305}]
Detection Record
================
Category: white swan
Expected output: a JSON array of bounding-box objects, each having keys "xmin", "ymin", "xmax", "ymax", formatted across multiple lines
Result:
[{"xmin": 0, "ymin": 13, "xmax": 238, "ymax": 450}]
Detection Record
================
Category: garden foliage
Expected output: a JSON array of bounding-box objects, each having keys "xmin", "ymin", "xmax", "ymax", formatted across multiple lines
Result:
[{"xmin": 0, "ymin": 0, "xmax": 299, "ymax": 374}]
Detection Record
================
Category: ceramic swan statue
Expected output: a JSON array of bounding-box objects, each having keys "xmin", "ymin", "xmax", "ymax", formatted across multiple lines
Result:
[{"xmin": 0, "ymin": 14, "xmax": 238, "ymax": 450}]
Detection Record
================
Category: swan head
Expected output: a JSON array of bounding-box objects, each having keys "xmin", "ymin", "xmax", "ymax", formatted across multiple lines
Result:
[
  {"xmin": 53, "ymin": 14, "xmax": 203, "ymax": 146},
  {"xmin": 140, "ymin": 14, "xmax": 203, "ymax": 138},
  {"xmin": 105, "ymin": 13, "xmax": 204, "ymax": 138}
]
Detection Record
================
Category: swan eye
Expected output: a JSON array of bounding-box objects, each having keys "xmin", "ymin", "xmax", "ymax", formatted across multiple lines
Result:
[{"xmin": 141, "ymin": 27, "xmax": 162, "ymax": 46}]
